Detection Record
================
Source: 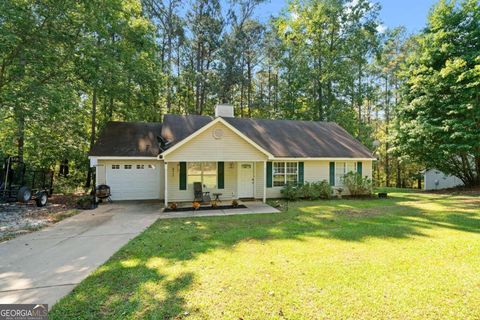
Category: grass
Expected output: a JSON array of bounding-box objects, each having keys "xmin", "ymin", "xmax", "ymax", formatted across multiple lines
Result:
[{"xmin": 50, "ymin": 191, "xmax": 480, "ymax": 319}]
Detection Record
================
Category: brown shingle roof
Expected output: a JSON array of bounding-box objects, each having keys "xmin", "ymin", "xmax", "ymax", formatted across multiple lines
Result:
[
  {"xmin": 90, "ymin": 115, "xmax": 374, "ymax": 158},
  {"xmin": 223, "ymin": 117, "xmax": 373, "ymax": 158},
  {"xmin": 89, "ymin": 121, "xmax": 162, "ymax": 157},
  {"xmin": 160, "ymin": 114, "xmax": 373, "ymax": 158}
]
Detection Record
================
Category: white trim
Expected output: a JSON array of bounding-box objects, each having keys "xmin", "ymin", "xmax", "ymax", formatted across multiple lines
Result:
[
  {"xmin": 263, "ymin": 161, "xmax": 266, "ymax": 203},
  {"xmin": 273, "ymin": 157, "xmax": 376, "ymax": 161},
  {"xmin": 161, "ymin": 117, "xmax": 274, "ymax": 159},
  {"xmin": 164, "ymin": 162, "xmax": 168, "ymax": 206}
]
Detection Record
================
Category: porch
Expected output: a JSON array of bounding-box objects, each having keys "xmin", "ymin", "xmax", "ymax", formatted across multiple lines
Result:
[
  {"xmin": 159, "ymin": 200, "xmax": 280, "ymax": 219},
  {"xmin": 163, "ymin": 161, "xmax": 267, "ymax": 206}
]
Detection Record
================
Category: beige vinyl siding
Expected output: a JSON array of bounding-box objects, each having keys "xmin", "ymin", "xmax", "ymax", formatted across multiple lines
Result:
[
  {"xmin": 362, "ymin": 160, "xmax": 373, "ymax": 179},
  {"xmin": 167, "ymin": 161, "xmax": 237, "ymax": 202},
  {"xmin": 266, "ymin": 160, "xmax": 373, "ymax": 199},
  {"xmin": 255, "ymin": 162, "xmax": 265, "ymax": 199},
  {"xmin": 96, "ymin": 164, "xmax": 106, "ymax": 185},
  {"xmin": 97, "ymin": 160, "xmax": 164, "ymax": 200},
  {"xmin": 163, "ymin": 123, "xmax": 268, "ymax": 162}
]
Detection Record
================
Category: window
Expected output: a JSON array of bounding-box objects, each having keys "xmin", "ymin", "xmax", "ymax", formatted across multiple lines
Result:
[
  {"xmin": 136, "ymin": 164, "xmax": 145, "ymax": 169},
  {"xmin": 112, "ymin": 164, "xmax": 120, "ymax": 169},
  {"xmin": 335, "ymin": 162, "xmax": 357, "ymax": 186},
  {"xmin": 187, "ymin": 162, "xmax": 217, "ymax": 189},
  {"xmin": 273, "ymin": 162, "xmax": 298, "ymax": 187},
  {"xmin": 124, "ymin": 164, "xmax": 132, "ymax": 169}
]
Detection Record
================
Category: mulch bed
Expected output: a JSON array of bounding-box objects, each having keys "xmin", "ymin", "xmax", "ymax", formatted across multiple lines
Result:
[{"xmin": 164, "ymin": 204, "xmax": 247, "ymax": 212}]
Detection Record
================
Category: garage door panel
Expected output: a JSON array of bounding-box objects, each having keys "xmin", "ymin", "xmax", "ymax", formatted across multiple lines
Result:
[{"xmin": 105, "ymin": 162, "xmax": 161, "ymax": 200}]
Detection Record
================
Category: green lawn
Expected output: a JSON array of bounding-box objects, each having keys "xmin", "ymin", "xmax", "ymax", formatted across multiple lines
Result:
[{"xmin": 50, "ymin": 191, "xmax": 480, "ymax": 319}]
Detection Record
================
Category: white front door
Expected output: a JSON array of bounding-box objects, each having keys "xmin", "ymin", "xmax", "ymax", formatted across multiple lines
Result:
[{"xmin": 238, "ymin": 162, "xmax": 254, "ymax": 198}]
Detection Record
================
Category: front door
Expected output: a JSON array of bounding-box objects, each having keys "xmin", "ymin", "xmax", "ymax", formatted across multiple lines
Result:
[{"xmin": 238, "ymin": 162, "xmax": 254, "ymax": 198}]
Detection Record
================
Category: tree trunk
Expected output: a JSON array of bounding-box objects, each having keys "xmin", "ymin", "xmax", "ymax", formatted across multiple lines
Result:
[
  {"xmin": 85, "ymin": 87, "xmax": 97, "ymax": 188},
  {"xmin": 396, "ymin": 161, "xmax": 401, "ymax": 188},
  {"xmin": 16, "ymin": 109, "xmax": 25, "ymax": 160},
  {"xmin": 385, "ymin": 76, "xmax": 390, "ymax": 187}
]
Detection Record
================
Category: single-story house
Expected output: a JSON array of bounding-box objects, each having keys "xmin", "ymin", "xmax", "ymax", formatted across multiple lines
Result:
[{"xmin": 89, "ymin": 104, "xmax": 375, "ymax": 204}]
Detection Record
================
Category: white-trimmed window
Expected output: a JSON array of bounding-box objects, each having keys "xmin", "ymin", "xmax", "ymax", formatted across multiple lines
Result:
[
  {"xmin": 112, "ymin": 164, "xmax": 120, "ymax": 169},
  {"xmin": 124, "ymin": 164, "xmax": 132, "ymax": 169},
  {"xmin": 136, "ymin": 164, "xmax": 145, "ymax": 169},
  {"xmin": 188, "ymin": 162, "xmax": 217, "ymax": 189},
  {"xmin": 273, "ymin": 162, "xmax": 298, "ymax": 187},
  {"xmin": 335, "ymin": 162, "xmax": 357, "ymax": 186}
]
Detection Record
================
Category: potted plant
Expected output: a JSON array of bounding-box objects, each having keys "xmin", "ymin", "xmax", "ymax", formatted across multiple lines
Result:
[
  {"xmin": 192, "ymin": 201, "xmax": 201, "ymax": 210},
  {"xmin": 231, "ymin": 199, "xmax": 239, "ymax": 208},
  {"xmin": 169, "ymin": 202, "xmax": 178, "ymax": 211},
  {"xmin": 211, "ymin": 200, "xmax": 218, "ymax": 209}
]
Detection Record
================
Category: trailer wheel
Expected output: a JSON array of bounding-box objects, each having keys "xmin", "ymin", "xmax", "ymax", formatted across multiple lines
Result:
[
  {"xmin": 35, "ymin": 191, "xmax": 48, "ymax": 207},
  {"xmin": 17, "ymin": 186, "xmax": 32, "ymax": 203}
]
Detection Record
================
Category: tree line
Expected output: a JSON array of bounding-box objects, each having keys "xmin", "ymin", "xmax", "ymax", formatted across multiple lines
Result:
[{"xmin": 0, "ymin": 0, "xmax": 478, "ymax": 189}]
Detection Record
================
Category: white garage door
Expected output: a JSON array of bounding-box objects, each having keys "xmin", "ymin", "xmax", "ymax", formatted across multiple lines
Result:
[{"xmin": 106, "ymin": 162, "xmax": 161, "ymax": 200}]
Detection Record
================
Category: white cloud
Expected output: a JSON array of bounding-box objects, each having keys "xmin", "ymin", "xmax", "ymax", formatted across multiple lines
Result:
[{"xmin": 376, "ymin": 24, "xmax": 387, "ymax": 34}]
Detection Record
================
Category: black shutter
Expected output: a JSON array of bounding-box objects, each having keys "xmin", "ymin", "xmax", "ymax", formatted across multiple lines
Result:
[
  {"xmin": 218, "ymin": 162, "xmax": 224, "ymax": 189},
  {"xmin": 329, "ymin": 162, "xmax": 335, "ymax": 186},
  {"xmin": 266, "ymin": 162, "xmax": 272, "ymax": 188},
  {"xmin": 298, "ymin": 162, "xmax": 304, "ymax": 185},
  {"xmin": 179, "ymin": 162, "xmax": 187, "ymax": 190}
]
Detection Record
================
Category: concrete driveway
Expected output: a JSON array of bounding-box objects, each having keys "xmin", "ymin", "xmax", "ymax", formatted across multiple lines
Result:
[{"xmin": 0, "ymin": 201, "xmax": 162, "ymax": 308}]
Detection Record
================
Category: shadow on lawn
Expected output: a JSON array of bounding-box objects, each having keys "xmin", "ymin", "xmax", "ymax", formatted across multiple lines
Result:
[
  {"xmin": 50, "ymin": 192, "xmax": 480, "ymax": 319},
  {"xmin": 50, "ymin": 259, "xmax": 194, "ymax": 319}
]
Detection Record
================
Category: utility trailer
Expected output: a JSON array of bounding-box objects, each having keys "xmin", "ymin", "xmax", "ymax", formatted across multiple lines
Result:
[{"xmin": 0, "ymin": 156, "xmax": 54, "ymax": 207}]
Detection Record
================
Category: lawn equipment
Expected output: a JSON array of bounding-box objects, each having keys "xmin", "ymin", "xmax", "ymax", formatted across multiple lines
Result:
[{"xmin": 0, "ymin": 156, "xmax": 54, "ymax": 207}]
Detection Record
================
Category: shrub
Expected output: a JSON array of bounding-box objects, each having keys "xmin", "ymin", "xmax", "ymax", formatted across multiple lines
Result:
[
  {"xmin": 231, "ymin": 199, "xmax": 239, "ymax": 207},
  {"xmin": 281, "ymin": 181, "xmax": 332, "ymax": 201},
  {"xmin": 280, "ymin": 183, "xmax": 300, "ymax": 201},
  {"xmin": 76, "ymin": 195, "xmax": 95, "ymax": 209},
  {"xmin": 341, "ymin": 172, "xmax": 372, "ymax": 196},
  {"xmin": 315, "ymin": 180, "xmax": 333, "ymax": 199}
]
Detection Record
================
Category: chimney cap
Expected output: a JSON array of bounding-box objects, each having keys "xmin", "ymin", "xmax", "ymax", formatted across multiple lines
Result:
[{"xmin": 215, "ymin": 104, "xmax": 234, "ymax": 118}]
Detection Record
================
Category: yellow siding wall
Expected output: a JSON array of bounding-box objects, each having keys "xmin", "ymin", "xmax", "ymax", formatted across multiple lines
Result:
[
  {"xmin": 266, "ymin": 160, "xmax": 373, "ymax": 198},
  {"xmin": 164, "ymin": 123, "xmax": 268, "ymax": 162},
  {"xmin": 255, "ymin": 162, "xmax": 265, "ymax": 199},
  {"xmin": 96, "ymin": 164, "xmax": 106, "ymax": 185},
  {"xmin": 167, "ymin": 161, "xmax": 238, "ymax": 202}
]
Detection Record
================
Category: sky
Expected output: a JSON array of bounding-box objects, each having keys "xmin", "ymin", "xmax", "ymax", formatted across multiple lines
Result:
[{"xmin": 255, "ymin": 0, "xmax": 439, "ymax": 34}]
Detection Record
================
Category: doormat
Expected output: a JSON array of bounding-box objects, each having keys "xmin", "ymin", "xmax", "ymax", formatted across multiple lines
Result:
[{"xmin": 164, "ymin": 204, "xmax": 247, "ymax": 212}]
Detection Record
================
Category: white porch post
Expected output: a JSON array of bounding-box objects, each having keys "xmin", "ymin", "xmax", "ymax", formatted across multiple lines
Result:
[
  {"xmin": 263, "ymin": 160, "xmax": 267, "ymax": 203},
  {"xmin": 164, "ymin": 162, "xmax": 168, "ymax": 207}
]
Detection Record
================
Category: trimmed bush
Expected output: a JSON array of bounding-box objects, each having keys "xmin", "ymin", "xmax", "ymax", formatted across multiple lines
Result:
[
  {"xmin": 281, "ymin": 180, "xmax": 333, "ymax": 201},
  {"xmin": 341, "ymin": 172, "xmax": 373, "ymax": 196},
  {"xmin": 280, "ymin": 183, "xmax": 300, "ymax": 201}
]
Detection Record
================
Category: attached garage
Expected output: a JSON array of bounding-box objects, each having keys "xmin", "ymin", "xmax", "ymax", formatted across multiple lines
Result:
[{"xmin": 97, "ymin": 160, "xmax": 164, "ymax": 201}]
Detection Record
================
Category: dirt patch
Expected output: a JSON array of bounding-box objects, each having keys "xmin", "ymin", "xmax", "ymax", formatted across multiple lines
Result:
[{"xmin": 0, "ymin": 194, "xmax": 82, "ymax": 241}]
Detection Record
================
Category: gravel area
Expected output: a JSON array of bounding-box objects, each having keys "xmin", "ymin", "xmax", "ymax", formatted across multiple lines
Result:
[{"xmin": 0, "ymin": 194, "xmax": 80, "ymax": 241}]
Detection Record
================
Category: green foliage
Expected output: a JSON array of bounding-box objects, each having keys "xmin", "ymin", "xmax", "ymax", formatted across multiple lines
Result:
[
  {"xmin": 281, "ymin": 181, "xmax": 333, "ymax": 201},
  {"xmin": 280, "ymin": 183, "xmax": 300, "ymax": 201},
  {"xmin": 395, "ymin": 0, "xmax": 480, "ymax": 186},
  {"xmin": 341, "ymin": 172, "xmax": 373, "ymax": 196}
]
